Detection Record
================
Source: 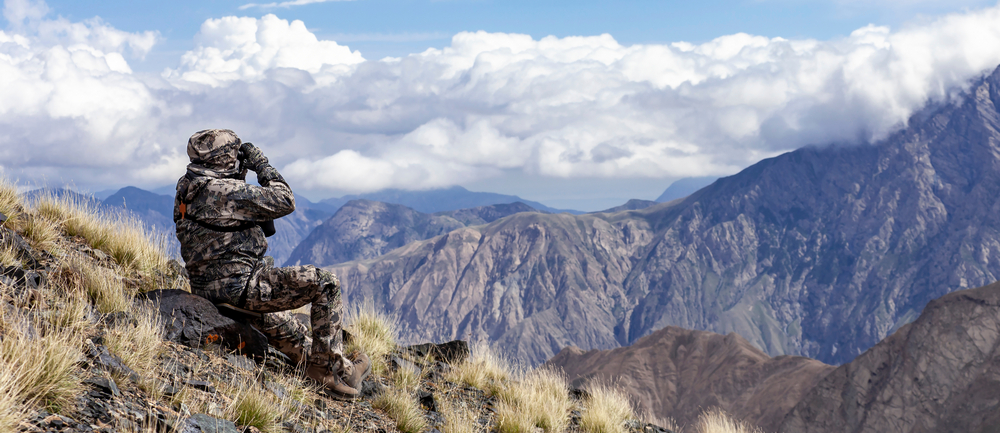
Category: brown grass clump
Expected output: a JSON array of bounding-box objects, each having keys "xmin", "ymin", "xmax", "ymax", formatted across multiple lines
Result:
[
  {"xmin": 374, "ymin": 387, "xmax": 427, "ymax": 433},
  {"xmin": 579, "ymin": 382, "xmax": 635, "ymax": 433},
  {"xmin": 447, "ymin": 343, "xmax": 513, "ymax": 397},
  {"xmin": 104, "ymin": 302, "xmax": 164, "ymax": 375},
  {"xmin": 225, "ymin": 375, "xmax": 294, "ymax": 433},
  {"xmin": 19, "ymin": 214, "xmax": 62, "ymax": 256},
  {"xmin": 79, "ymin": 260, "xmax": 132, "ymax": 313},
  {"xmin": 45, "ymin": 290, "xmax": 95, "ymax": 336},
  {"xmin": 690, "ymin": 408, "xmax": 763, "ymax": 433},
  {"xmin": 0, "ymin": 242, "xmax": 19, "ymax": 268},
  {"xmin": 440, "ymin": 397, "xmax": 482, "ymax": 433},
  {"xmin": 495, "ymin": 367, "xmax": 572, "ymax": 433},
  {"xmin": 0, "ymin": 178, "xmax": 23, "ymax": 231},
  {"xmin": 0, "ymin": 318, "xmax": 83, "ymax": 415},
  {"xmin": 50, "ymin": 256, "xmax": 132, "ymax": 314},
  {"xmin": 44, "ymin": 195, "xmax": 168, "ymax": 278},
  {"xmin": 346, "ymin": 301, "xmax": 399, "ymax": 376}
]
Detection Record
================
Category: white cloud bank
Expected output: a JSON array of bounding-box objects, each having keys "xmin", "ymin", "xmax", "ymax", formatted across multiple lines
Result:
[{"xmin": 3, "ymin": 0, "xmax": 1000, "ymax": 195}]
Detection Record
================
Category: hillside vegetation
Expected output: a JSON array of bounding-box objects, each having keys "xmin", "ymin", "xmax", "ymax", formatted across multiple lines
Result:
[{"xmin": 0, "ymin": 178, "xmax": 759, "ymax": 433}]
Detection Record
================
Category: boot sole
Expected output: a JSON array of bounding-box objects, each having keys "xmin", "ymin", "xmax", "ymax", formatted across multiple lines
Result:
[{"xmin": 321, "ymin": 388, "xmax": 360, "ymax": 402}]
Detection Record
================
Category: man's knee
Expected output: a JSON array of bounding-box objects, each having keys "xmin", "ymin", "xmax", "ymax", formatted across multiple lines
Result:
[{"xmin": 316, "ymin": 268, "xmax": 340, "ymax": 296}]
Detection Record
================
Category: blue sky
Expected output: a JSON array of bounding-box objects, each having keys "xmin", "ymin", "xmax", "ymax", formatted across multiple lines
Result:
[
  {"xmin": 45, "ymin": 0, "xmax": 994, "ymax": 69},
  {"xmin": 4, "ymin": 0, "xmax": 1000, "ymax": 210}
]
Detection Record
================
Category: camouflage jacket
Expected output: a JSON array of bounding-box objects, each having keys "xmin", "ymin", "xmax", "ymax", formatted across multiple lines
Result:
[{"xmin": 174, "ymin": 173, "xmax": 295, "ymax": 304}]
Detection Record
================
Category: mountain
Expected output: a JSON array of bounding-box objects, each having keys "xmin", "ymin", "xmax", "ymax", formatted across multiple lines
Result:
[
  {"xmin": 22, "ymin": 188, "xmax": 101, "ymax": 208},
  {"xmin": 780, "ymin": 281, "xmax": 1000, "ymax": 433},
  {"xmin": 319, "ymin": 186, "xmax": 579, "ymax": 215},
  {"xmin": 285, "ymin": 200, "xmax": 539, "ymax": 267},
  {"xmin": 547, "ymin": 327, "xmax": 834, "ymax": 432},
  {"xmin": 594, "ymin": 199, "xmax": 658, "ymax": 213},
  {"xmin": 103, "ymin": 186, "xmax": 174, "ymax": 230},
  {"xmin": 329, "ymin": 65, "xmax": 1000, "ymax": 366},
  {"xmin": 655, "ymin": 177, "xmax": 718, "ymax": 202},
  {"xmin": 434, "ymin": 202, "xmax": 539, "ymax": 226}
]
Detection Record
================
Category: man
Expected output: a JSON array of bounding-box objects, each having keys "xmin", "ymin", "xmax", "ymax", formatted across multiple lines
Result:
[{"xmin": 173, "ymin": 129, "xmax": 368, "ymax": 399}]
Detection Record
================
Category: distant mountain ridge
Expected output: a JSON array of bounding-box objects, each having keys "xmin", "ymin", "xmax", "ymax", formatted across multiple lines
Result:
[
  {"xmin": 547, "ymin": 327, "xmax": 834, "ymax": 432},
  {"xmin": 319, "ymin": 186, "xmax": 580, "ymax": 215},
  {"xmin": 285, "ymin": 200, "xmax": 540, "ymax": 267},
  {"xmin": 547, "ymin": 279, "xmax": 1000, "ymax": 433},
  {"xmin": 328, "ymin": 65, "xmax": 1000, "ymax": 366}
]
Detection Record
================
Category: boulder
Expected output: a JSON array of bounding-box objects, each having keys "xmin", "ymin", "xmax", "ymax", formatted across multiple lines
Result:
[
  {"xmin": 405, "ymin": 340, "xmax": 470, "ymax": 364},
  {"xmin": 144, "ymin": 290, "xmax": 269, "ymax": 360},
  {"xmin": 177, "ymin": 414, "xmax": 241, "ymax": 433}
]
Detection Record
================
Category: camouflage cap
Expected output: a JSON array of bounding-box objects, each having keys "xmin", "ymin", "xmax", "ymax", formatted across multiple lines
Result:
[{"xmin": 187, "ymin": 129, "xmax": 241, "ymax": 172}]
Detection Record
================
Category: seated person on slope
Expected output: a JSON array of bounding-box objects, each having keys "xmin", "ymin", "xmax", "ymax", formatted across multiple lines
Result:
[{"xmin": 173, "ymin": 129, "xmax": 369, "ymax": 399}]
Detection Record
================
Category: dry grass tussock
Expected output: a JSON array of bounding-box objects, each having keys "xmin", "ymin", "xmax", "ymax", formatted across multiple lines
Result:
[
  {"xmin": 446, "ymin": 342, "xmax": 514, "ymax": 397},
  {"xmin": 224, "ymin": 374, "xmax": 299, "ymax": 433},
  {"xmin": 0, "ymin": 242, "xmax": 20, "ymax": 268},
  {"xmin": 0, "ymin": 314, "xmax": 84, "ymax": 433},
  {"xmin": 689, "ymin": 409, "xmax": 763, "ymax": 433},
  {"xmin": 104, "ymin": 302, "xmax": 164, "ymax": 375},
  {"xmin": 579, "ymin": 381, "xmax": 635, "ymax": 433},
  {"xmin": 346, "ymin": 301, "xmax": 399, "ymax": 376},
  {"xmin": 439, "ymin": 397, "xmax": 483, "ymax": 433},
  {"xmin": 374, "ymin": 386, "xmax": 427, "ymax": 433},
  {"xmin": 50, "ymin": 255, "xmax": 135, "ymax": 316},
  {"xmin": 0, "ymin": 178, "xmax": 23, "ymax": 231},
  {"xmin": 495, "ymin": 367, "xmax": 573, "ymax": 433},
  {"xmin": 31, "ymin": 190, "xmax": 169, "ymax": 279},
  {"xmin": 19, "ymin": 213, "xmax": 63, "ymax": 255}
]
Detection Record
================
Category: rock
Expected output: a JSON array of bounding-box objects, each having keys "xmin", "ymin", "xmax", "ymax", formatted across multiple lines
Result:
[
  {"xmin": 388, "ymin": 355, "xmax": 421, "ymax": 378},
  {"xmin": 417, "ymin": 390, "xmax": 436, "ymax": 412},
  {"xmin": 225, "ymin": 353, "xmax": 258, "ymax": 372},
  {"xmin": 84, "ymin": 377, "xmax": 121, "ymax": 397},
  {"xmin": 85, "ymin": 339, "xmax": 139, "ymax": 382},
  {"xmin": 0, "ymin": 227, "xmax": 41, "ymax": 269},
  {"xmin": 144, "ymin": 289, "xmax": 269, "ymax": 360},
  {"xmin": 184, "ymin": 380, "xmax": 217, "ymax": 394},
  {"xmin": 177, "ymin": 414, "xmax": 241, "ymax": 433},
  {"xmin": 265, "ymin": 380, "xmax": 287, "ymax": 399},
  {"xmin": 406, "ymin": 340, "xmax": 470, "ymax": 364},
  {"xmin": 359, "ymin": 379, "xmax": 384, "ymax": 399}
]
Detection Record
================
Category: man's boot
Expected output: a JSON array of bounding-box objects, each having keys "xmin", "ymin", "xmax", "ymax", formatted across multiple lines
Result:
[
  {"xmin": 306, "ymin": 360, "xmax": 359, "ymax": 401},
  {"xmin": 343, "ymin": 352, "xmax": 372, "ymax": 389}
]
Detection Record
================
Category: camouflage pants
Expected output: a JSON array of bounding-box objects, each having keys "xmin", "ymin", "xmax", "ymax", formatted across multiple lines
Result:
[{"xmin": 242, "ymin": 265, "xmax": 347, "ymax": 371}]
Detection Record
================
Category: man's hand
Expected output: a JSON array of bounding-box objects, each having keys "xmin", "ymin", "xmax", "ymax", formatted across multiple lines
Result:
[{"xmin": 239, "ymin": 142, "xmax": 269, "ymax": 172}]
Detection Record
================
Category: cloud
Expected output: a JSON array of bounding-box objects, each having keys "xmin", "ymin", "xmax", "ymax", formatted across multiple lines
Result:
[
  {"xmin": 324, "ymin": 32, "xmax": 452, "ymax": 43},
  {"xmin": 4, "ymin": 0, "xmax": 1000, "ymax": 196},
  {"xmin": 2, "ymin": 0, "xmax": 47, "ymax": 25},
  {"xmin": 238, "ymin": 0, "xmax": 353, "ymax": 11}
]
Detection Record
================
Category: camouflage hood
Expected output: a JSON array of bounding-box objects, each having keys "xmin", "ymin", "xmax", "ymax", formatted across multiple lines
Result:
[{"xmin": 186, "ymin": 129, "xmax": 242, "ymax": 179}]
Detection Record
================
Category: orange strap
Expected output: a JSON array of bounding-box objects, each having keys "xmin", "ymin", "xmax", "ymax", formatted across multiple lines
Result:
[{"xmin": 179, "ymin": 202, "xmax": 187, "ymax": 220}]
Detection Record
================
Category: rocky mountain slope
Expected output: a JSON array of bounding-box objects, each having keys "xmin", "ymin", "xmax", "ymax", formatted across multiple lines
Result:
[
  {"xmin": 547, "ymin": 327, "xmax": 834, "ymax": 432},
  {"xmin": 779, "ymin": 281, "xmax": 1000, "ymax": 433},
  {"xmin": 330, "ymin": 65, "xmax": 1000, "ymax": 366},
  {"xmin": 285, "ymin": 200, "xmax": 540, "ymax": 267}
]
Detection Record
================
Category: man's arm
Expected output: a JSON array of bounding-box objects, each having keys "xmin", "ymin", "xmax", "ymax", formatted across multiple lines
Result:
[{"xmin": 196, "ymin": 142, "xmax": 295, "ymax": 224}]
